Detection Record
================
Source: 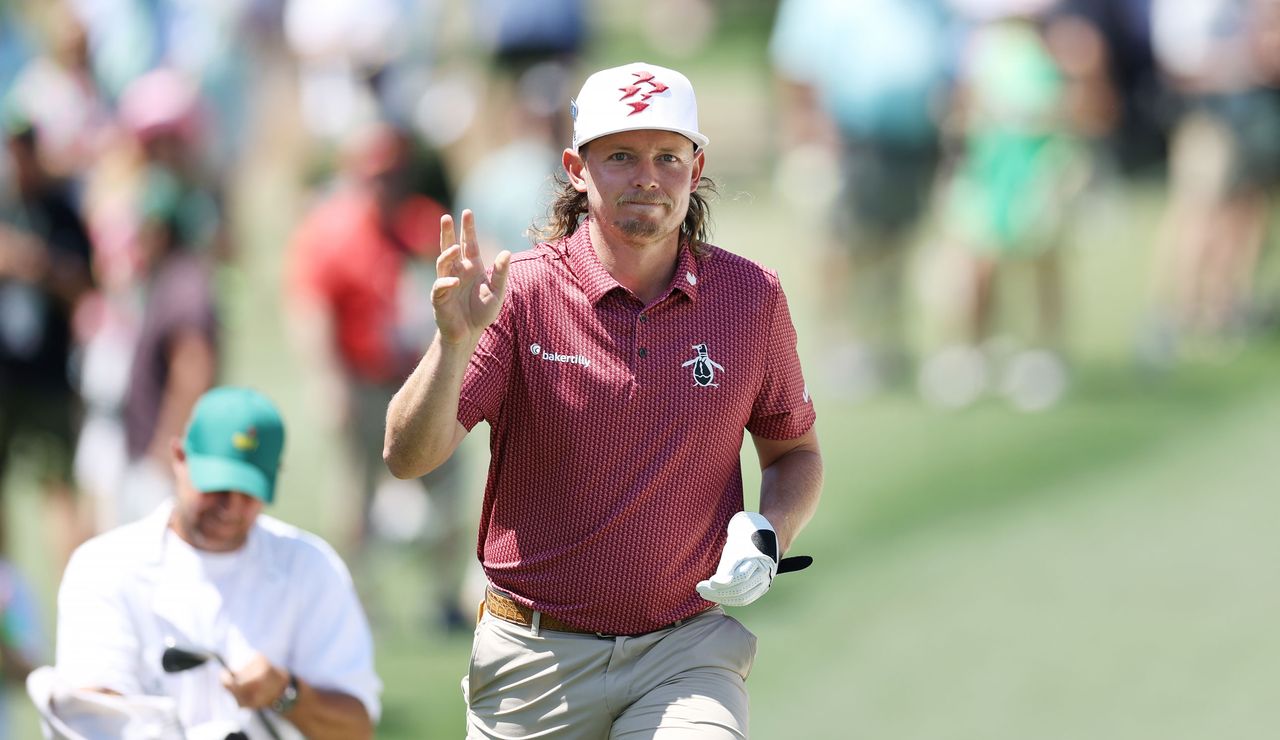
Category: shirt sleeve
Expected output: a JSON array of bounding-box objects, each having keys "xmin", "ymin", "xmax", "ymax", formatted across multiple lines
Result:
[
  {"xmin": 747, "ymin": 278, "xmax": 816, "ymax": 440},
  {"xmin": 457, "ymin": 277, "xmax": 516, "ymax": 430},
  {"xmin": 54, "ymin": 544, "xmax": 144, "ymax": 694},
  {"xmin": 287, "ymin": 539, "xmax": 383, "ymax": 722}
]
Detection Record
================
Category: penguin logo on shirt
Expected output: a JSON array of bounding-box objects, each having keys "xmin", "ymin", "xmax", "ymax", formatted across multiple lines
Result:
[{"xmin": 682, "ymin": 344, "xmax": 724, "ymax": 387}]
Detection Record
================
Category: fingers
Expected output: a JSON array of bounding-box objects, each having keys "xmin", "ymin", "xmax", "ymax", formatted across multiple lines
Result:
[
  {"xmin": 461, "ymin": 209, "xmax": 480, "ymax": 261},
  {"xmin": 432, "ymin": 276, "xmax": 461, "ymax": 304},
  {"xmin": 440, "ymin": 213, "xmax": 456, "ymax": 256},
  {"xmin": 437, "ymin": 243, "xmax": 462, "ymax": 275},
  {"xmin": 222, "ymin": 658, "xmax": 288, "ymax": 709},
  {"xmin": 489, "ymin": 250, "xmax": 512, "ymax": 301}
]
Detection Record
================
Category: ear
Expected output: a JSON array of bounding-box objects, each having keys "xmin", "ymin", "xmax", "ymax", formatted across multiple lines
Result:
[
  {"xmin": 689, "ymin": 149, "xmax": 705, "ymax": 193},
  {"xmin": 563, "ymin": 148, "xmax": 588, "ymax": 193},
  {"xmin": 170, "ymin": 437, "xmax": 186, "ymax": 477}
]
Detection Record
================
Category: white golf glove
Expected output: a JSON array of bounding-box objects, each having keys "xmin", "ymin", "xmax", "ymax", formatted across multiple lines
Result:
[{"xmin": 696, "ymin": 511, "xmax": 780, "ymax": 607}]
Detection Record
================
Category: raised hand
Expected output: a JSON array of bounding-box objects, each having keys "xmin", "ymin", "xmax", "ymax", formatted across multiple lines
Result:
[{"xmin": 433, "ymin": 210, "xmax": 511, "ymax": 347}]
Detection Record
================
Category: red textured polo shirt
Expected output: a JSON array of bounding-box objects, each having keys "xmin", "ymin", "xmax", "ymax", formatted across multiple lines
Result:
[{"xmin": 458, "ymin": 219, "xmax": 815, "ymax": 635}]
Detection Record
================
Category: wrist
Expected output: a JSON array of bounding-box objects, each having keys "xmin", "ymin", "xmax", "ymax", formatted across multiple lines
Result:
[
  {"xmin": 436, "ymin": 329, "xmax": 481, "ymax": 353},
  {"xmin": 270, "ymin": 671, "xmax": 300, "ymax": 715}
]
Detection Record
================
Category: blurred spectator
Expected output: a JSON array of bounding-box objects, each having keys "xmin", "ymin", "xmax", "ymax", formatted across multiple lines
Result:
[
  {"xmin": 116, "ymin": 67, "xmax": 227, "ymax": 260},
  {"xmin": 68, "ymin": 68, "xmax": 224, "ymax": 528},
  {"xmin": 1059, "ymin": 0, "xmax": 1165, "ymax": 174},
  {"xmin": 770, "ymin": 0, "xmax": 954, "ymax": 399},
  {"xmin": 118, "ymin": 168, "xmax": 219, "ymax": 522},
  {"xmin": 287, "ymin": 122, "xmax": 470, "ymax": 632},
  {"xmin": 0, "ymin": 557, "xmax": 43, "ymax": 738},
  {"xmin": 921, "ymin": 7, "xmax": 1091, "ymax": 411},
  {"xmin": 284, "ymin": 0, "xmax": 428, "ymax": 143},
  {"xmin": 63, "ymin": 0, "xmax": 257, "ymax": 174},
  {"xmin": 454, "ymin": 62, "xmax": 563, "ymax": 256},
  {"xmin": 0, "ymin": 118, "xmax": 95, "ymax": 568},
  {"xmin": 5, "ymin": 1, "xmax": 113, "ymax": 185},
  {"xmin": 1142, "ymin": 0, "xmax": 1280, "ymax": 364},
  {"xmin": 471, "ymin": 0, "xmax": 586, "ymax": 147}
]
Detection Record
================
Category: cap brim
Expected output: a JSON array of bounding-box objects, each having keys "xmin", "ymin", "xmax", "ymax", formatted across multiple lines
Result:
[
  {"xmin": 186, "ymin": 454, "xmax": 274, "ymax": 503},
  {"xmin": 576, "ymin": 126, "xmax": 709, "ymax": 152}
]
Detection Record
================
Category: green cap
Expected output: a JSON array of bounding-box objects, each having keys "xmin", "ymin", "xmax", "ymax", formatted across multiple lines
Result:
[{"xmin": 183, "ymin": 387, "xmax": 286, "ymax": 503}]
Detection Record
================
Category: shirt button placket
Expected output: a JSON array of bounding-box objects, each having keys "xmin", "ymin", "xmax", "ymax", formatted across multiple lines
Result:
[{"xmin": 637, "ymin": 313, "xmax": 649, "ymax": 362}]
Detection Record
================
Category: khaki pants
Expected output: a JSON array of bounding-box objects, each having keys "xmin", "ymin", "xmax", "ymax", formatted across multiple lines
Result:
[{"xmin": 463, "ymin": 605, "xmax": 757, "ymax": 739}]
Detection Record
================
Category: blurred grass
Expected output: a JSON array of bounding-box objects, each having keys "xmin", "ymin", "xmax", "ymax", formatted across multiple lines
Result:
[{"xmin": 7, "ymin": 20, "xmax": 1280, "ymax": 740}]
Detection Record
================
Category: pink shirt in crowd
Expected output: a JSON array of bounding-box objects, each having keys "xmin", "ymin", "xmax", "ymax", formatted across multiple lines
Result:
[{"xmin": 459, "ymin": 220, "xmax": 815, "ymax": 635}]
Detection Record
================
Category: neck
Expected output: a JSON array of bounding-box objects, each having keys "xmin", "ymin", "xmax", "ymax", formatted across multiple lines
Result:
[{"xmin": 587, "ymin": 219, "xmax": 681, "ymax": 305}]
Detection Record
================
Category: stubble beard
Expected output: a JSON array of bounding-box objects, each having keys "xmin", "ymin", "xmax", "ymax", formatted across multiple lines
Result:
[
  {"xmin": 616, "ymin": 217, "xmax": 665, "ymax": 239},
  {"xmin": 613, "ymin": 196, "xmax": 683, "ymax": 241}
]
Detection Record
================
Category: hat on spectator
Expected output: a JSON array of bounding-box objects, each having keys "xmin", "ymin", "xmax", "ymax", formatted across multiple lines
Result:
[
  {"xmin": 571, "ymin": 62, "xmax": 708, "ymax": 152},
  {"xmin": 118, "ymin": 68, "xmax": 202, "ymax": 144},
  {"xmin": 183, "ymin": 387, "xmax": 286, "ymax": 503}
]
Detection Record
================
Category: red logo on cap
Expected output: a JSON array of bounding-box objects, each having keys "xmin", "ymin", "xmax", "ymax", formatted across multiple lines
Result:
[{"xmin": 618, "ymin": 71, "xmax": 669, "ymax": 117}]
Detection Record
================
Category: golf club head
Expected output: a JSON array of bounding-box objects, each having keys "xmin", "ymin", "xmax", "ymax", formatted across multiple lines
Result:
[
  {"xmin": 161, "ymin": 646, "xmax": 214, "ymax": 673},
  {"xmin": 777, "ymin": 555, "xmax": 813, "ymax": 574}
]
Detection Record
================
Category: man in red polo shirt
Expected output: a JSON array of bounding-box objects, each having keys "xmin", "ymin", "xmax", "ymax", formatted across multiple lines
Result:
[{"xmin": 385, "ymin": 62, "xmax": 823, "ymax": 738}]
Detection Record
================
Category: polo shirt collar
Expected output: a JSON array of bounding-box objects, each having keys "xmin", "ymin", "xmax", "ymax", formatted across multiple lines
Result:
[{"xmin": 563, "ymin": 218, "xmax": 701, "ymax": 305}]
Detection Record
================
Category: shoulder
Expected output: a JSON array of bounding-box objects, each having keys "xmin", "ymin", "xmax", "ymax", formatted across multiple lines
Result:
[
  {"xmin": 253, "ymin": 515, "xmax": 353, "ymax": 582},
  {"xmin": 698, "ymin": 245, "xmax": 783, "ymax": 294},
  {"xmin": 503, "ymin": 241, "xmax": 569, "ymax": 295},
  {"xmin": 63, "ymin": 515, "xmax": 161, "ymax": 586},
  {"xmin": 508, "ymin": 242, "xmax": 564, "ymax": 273}
]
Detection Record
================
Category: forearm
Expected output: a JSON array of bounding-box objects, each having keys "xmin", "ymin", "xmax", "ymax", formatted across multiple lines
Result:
[
  {"xmin": 758, "ymin": 446, "xmax": 823, "ymax": 555},
  {"xmin": 147, "ymin": 332, "xmax": 215, "ymax": 461},
  {"xmin": 282, "ymin": 678, "xmax": 373, "ymax": 740},
  {"xmin": 383, "ymin": 332, "xmax": 472, "ymax": 479}
]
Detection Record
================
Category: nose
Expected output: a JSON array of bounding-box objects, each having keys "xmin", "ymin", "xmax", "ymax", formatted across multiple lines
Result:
[{"xmin": 632, "ymin": 159, "xmax": 660, "ymax": 189}]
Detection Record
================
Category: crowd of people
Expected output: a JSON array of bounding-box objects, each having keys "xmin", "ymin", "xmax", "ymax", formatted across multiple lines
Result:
[
  {"xmin": 0, "ymin": 0, "xmax": 588, "ymax": 732},
  {"xmin": 0, "ymin": 0, "xmax": 1277, "ymax": 736},
  {"xmin": 771, "ymin": 0, "xmax": 1280, "ymax": 409}
]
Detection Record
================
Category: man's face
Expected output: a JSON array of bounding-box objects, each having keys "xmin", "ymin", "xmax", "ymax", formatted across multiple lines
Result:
[
  {"xmin": 170, "ymin": 446, "xmax": 262, "ymax": 552},
  {"xmin": 566, "ymin": 129, "xmax": 704, "ymax": 246}
]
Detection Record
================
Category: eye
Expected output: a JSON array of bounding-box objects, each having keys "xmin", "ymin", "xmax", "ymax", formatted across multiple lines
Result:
[
  {"xmin": 607, "ymin": 152, "xmax": 631, "ymax": 162},
  {"xmin": 658, "ymin": 153, "xmax": 680, "ymax": 163}
]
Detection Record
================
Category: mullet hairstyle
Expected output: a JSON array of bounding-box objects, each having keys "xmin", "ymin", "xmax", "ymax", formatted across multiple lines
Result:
[{"xmin": 534, "ymin": 168, "xmax": 719, "ymax": 257}]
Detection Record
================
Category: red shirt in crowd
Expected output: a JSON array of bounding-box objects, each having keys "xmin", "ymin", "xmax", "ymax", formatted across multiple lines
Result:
[
  {"xmin": 289, "ymin": 189, "xmax": 445, "ymax": 384},
  {"xmin": 459, "ymin": 220, "xmax": 815, "ymax": 635}
]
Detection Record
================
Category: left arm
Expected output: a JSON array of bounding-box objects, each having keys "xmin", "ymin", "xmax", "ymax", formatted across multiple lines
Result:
[
  {"xmin": 752, "ymin": 427, "xmax": 823, "ymax": 555},
  {"xmin": 224, "ymin": 656, "xmax": 373, "ymax": 740}
]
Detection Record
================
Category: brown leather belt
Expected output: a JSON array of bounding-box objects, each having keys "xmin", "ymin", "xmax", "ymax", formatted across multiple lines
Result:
[
  {"xmin": 484, "ymin": 587, "xmax": 598, "ymax": 634},
  {"xmin": 483, "ymin": 587, "xmax": 709, "ymax": 637}
]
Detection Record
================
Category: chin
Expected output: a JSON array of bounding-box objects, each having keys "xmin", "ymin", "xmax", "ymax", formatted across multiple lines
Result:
[{"xmin": 615, "ymin": 217, "xmax": 672, "ymax": 241}]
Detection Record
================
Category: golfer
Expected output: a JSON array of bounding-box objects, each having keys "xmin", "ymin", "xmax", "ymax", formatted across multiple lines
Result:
[
  {"xmin": 385, "ymin": 61, "xmax": 823, "ymax": 738},
  {"xmin": 54, "ymin": 386, "xmax": 380, "ymax": 739}
]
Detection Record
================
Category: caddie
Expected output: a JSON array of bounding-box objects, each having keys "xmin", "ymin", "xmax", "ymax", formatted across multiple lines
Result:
[
  {"xmin": 54, "ymin": 386, "xmax": 380, "ymax": 739},
  {"xmin": 385, "ymin": 61, "xmax": 823, "ymax": 738}
]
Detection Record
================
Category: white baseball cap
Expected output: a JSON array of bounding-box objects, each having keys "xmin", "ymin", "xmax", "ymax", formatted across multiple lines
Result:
[{"xmin": 571, "ymin": 62, "xmax": 709, "ymax": 152}]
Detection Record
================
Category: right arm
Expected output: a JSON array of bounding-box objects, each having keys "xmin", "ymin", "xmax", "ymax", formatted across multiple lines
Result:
[
  {"xmin": 384, "ymin": 210, "xmax": 509, "ymax": 479},
  {"xmin": 55, "ymin": 544, "xmax": 143, "ymax": 695}
]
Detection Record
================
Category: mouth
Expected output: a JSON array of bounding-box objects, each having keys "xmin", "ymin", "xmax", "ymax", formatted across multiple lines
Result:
[{"xmin": 618, "ymin": 197, "xmax": 670, "ymax": 209}]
